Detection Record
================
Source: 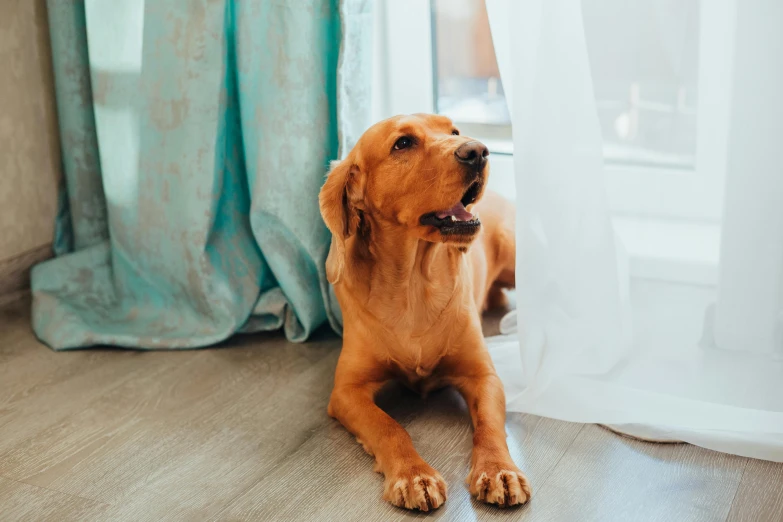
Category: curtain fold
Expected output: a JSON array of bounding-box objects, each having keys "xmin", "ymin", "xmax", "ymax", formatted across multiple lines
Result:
[
  {"xmin": 46, "ymin": 1, "xmax": 107, "ymax": 255},
  {"xmin": 486, "ymin": 0, "xmax": 783, "ymax": 461},
  {"xmin": 33, "ymin": 0, "xmax": 361, "ymax": 350}
]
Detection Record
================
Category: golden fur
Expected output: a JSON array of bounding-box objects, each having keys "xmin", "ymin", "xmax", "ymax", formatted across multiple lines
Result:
[{"xmin": 319, "ymin": 114, "xmax": 530, "ymax": 511}]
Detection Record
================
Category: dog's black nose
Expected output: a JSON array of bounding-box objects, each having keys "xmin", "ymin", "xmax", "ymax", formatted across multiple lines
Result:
[{"xmin": 454, "ymin": 141, "xmax": 489, "ymax": 169}]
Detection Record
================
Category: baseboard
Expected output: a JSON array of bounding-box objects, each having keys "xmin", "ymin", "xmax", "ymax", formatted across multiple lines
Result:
[{"xmin": 0, "ymin": 244, "xmax": 52, "ymax": 307}]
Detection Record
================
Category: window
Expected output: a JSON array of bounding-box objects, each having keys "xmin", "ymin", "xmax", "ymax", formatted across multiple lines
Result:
[
  {"xmin": 431, "ymin": 0, "xmax": 511, "ymax": 146},
  {"xmin": 427, "ymin": 0, "xmax": 705, "ymax": 170},
  {"xmin": 584, "ymin": 0, "xmax": 700, "ymax": 169},
  {"xmin": 374, "ymin": 0, "xmax": 736, "ymax": 283}
]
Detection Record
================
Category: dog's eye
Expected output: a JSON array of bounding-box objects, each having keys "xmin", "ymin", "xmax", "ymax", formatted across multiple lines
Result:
[
  {"xmin": 452, "ymin": 129, "xmax": 460, "ymax": 136},
  {"xmin": 394, "ymin": 136, "xmax": 413, "ymax": 150}
]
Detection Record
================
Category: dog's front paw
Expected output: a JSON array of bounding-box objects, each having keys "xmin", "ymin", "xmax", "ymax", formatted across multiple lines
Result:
[
  {"xmin": 468, "ymin": 462, "xmax": 531, "ymax": 507},
  {"xmin": 383, "ymin": 463, "xmax": 447, "ymax": 511}
]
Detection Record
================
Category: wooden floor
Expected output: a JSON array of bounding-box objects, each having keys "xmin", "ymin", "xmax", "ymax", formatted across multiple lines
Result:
[{"xmin": 1, "ymin": 300, "xmax": 782, "ymax": 522}]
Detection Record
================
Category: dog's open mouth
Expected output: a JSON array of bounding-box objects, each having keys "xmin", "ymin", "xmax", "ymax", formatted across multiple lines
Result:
[{"xmin": 420, "ymin": 181, "xmax": 482, "ymax": 232}]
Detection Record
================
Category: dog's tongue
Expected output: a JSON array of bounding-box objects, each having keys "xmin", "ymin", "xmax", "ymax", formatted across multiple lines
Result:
[{"xmin": 436, "ymin": 202, "xmax": 474, "ymax": 221}]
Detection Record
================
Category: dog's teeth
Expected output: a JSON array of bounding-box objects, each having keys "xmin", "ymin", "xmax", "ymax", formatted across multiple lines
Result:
[{"xmin": 450, "ymin": 215, "xmax": 456, "ymax": 222}]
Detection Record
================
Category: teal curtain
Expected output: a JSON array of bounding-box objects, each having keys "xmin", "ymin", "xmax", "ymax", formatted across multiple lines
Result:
[{"xmin": 33, "ymin": 0, "xmax": 347, "ymax": 350}]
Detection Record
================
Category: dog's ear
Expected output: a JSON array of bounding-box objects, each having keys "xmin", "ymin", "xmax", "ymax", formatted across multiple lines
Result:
[{"xmin": 319, "ymin": 159, "xmax": 361, "ymax": 284}]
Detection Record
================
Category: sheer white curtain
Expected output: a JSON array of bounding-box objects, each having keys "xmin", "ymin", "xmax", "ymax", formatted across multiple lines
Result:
[{"xmin": 485, "ymin": 0, "xmax": 783, "ymax": 461}]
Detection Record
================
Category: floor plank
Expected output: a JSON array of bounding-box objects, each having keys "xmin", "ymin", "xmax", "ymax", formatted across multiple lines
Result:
[
  {"xmin": 2, "ymin": 329, "xmax": 340, "ymax": 521},
  {"xmin": 214, "ymin": 385, "xmax": 584, "ymax": 521},
  {"xmin": 0, "ymin": 476, "xmax": 108, "ymax": 521},
  {"xmin": 1, "ymin": 302, "xmax": 782, "ymax": 521},
  {"xmin": 522, "ymin": 425, "xmax": 748, "ymax": 522},
  {"xmin": 727, "ymin": 458, "xmax": 783, "ymax": 522}
]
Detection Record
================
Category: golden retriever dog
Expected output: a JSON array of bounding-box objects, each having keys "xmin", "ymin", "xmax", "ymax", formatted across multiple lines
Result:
[{"xmin": 319, "ymin": 113, "xmax": 529, "ymax": 511}]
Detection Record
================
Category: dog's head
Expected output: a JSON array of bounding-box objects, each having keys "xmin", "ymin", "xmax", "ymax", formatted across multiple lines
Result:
[{"xmin": 319, "ymin": 114, "xmax": 489, "ymax": 283}]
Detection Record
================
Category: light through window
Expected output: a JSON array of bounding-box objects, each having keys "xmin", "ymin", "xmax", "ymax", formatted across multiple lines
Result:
[
  {"xmin": 583, "ymin": 0, "xmax": 700, "ymax": 168},
  {"xmin": 431, "ymin": 0, "xmax": 700, "ymax": 168},
  {"xmin": 431, "ymin": 0, "xmax": 510, "ymax": 140}
]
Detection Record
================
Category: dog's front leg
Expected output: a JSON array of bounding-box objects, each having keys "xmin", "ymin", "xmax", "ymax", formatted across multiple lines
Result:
[
  {"xmin": 328, "ymin": 372, "xmax": 447, "ymax": 511},
  {"xmin": 450, "ymin": 355, "xmax": 532, "ymax": 507}
]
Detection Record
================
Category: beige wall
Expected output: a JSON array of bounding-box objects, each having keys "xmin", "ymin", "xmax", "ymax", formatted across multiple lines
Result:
[{"xmin": 0, "ymin": 0, "xmax": 61, "ymax": 295}]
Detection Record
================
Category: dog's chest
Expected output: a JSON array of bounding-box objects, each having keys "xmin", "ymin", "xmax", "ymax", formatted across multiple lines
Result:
[
  {"xmin": 383, "ymin": 314, "xmax": 459, "ymax": 387},
  {"xmin": 359, "ymin": 253, "xmax": 475, "ymax": 384},
  {"xmin": 388, "ymin": 345, "xmax": 447, "ymax": 393},
  {"xmin": 381, "ymin": 278, "xmax": 470, "ymax": 367}
]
